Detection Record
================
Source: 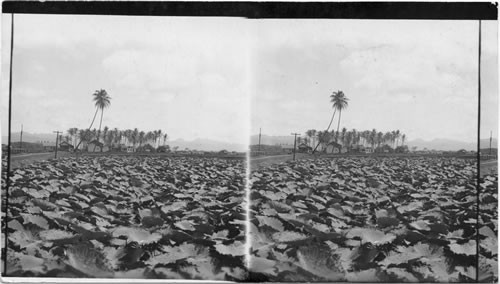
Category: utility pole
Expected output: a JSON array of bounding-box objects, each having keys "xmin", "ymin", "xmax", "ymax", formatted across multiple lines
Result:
[
  {"xmin": 19, "ymin": 124, "xmax": 23, "ymax": 152},
  {"xmin": 291, "ymin": 133, "xmax": 300, "ymax": 161},
  {"xmin": 258, "ymin": 128, "xmax": 261, "ymax": 155},
  {"xmin": 489, "ymin": 130, "xmax": 492, "ymax": 155},
  {"xmin": 53, "ymin": 131, "xmax": 62, "ymax": 159}
]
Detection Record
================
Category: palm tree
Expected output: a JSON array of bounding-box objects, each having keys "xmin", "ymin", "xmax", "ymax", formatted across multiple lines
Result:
[
  {"xmin": 395, "ymin": 130, "xmax": 401, "ymax": 147},
  {"xmin": 93, "ymin": 89, "xmax": 111, "ymax": 152},
  {"xmin": 163, "ymin": 133, "xmax": 168, "ymax": 146},
  {"xmin": 313, "ymin": 91, "xmax": 348, "ymax": 153},
  {"xmin": 401, "ymin": 134, "xmax": 406, "ymax": 146},
  {"xmin": 132, "ymin": 128, "xmax": 139, "ymax": 147},
  {"xmin": 138, "ymin": 131, "xmax": 145, "ymax": 148},
  {"xmin": 341, "ymin": 127, "xmax": 347, "ymax": 145}
]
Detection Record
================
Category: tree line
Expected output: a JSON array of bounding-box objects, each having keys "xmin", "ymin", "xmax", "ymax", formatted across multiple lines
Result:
[
  {"xmin": 65, "ymin": 89, "xmax": 167, "ymax": 152},
  {"xmin": 297, "ymin": 90, "xmax": 407, "ymax": 152}
]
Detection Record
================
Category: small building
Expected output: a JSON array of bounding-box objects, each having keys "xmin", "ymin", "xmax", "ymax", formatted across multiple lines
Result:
[
  {"xmin": 298, "ymin": 143, "xmax": 312, "ymax": 153},
  {"xmin": 59, "ymin": 141, "xmax": 74, "ymax": 152},
  {"xmin": 375, "ymin": 144, "xmax": 394, "ymax": 153},
  {"xmin": 282, "ymin": 145, "xmax": 294, "ymax": 154},
  {"xmin": 350, "ymin": 144, "xmax": 365, "ymax": 153},
  {"xmin": 138, "ymin": 144, "xmax": 155, "ymax": 152},
  {"xmin": 126, "ymin": 146, "xmax": 136, "ymax": 153},
  {"xmin": 365, "ymin": 147, "xmax": 374, "ymax": 154}
]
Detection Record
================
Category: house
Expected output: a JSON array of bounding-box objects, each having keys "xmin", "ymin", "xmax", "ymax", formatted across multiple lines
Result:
[
  {"xmin": 59, "ymin": 141, "xmax": 74, "ymax": 152},
  {"xmin": 325, "ymin": 142, "xmax": 342, "ymax": 154},
  {"xmin": 126, "ymin": 146, "xmax": 136, "ymax": 153},
  {"xmin": 282, "ymin": 145, "xmax": 294, "ymax": 154},
  {"xmin": 365, "ymin": 147, "xmax": 374, "ymax": 154},
  {"xmin": 87, "ymin": 140, "xmax": 109, "ymax": 152},
  {"xmin": 350, "ymin": 144, "xmax": 365, "ymax": 153},
  {"xmin": 297, "ymin": 143, "xmax": 312, "ymax": 153},
  {"xmin": 375, "ymin": 144, "xmax": 394, "ymax": 153},
  {"xmin": 137, "ymin": 144, "xmax": 155, "ymax": 152}
]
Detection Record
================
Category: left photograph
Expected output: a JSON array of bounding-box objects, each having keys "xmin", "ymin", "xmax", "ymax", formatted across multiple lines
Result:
[{"xmin": 1, "ymin": 14, "xmax": 250, "ymax": 279}]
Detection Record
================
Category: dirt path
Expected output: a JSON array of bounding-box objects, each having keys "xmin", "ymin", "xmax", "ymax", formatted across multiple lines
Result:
[{"xmin": 9, "ymin": 152, "xmax": 72, "ymax": 169}]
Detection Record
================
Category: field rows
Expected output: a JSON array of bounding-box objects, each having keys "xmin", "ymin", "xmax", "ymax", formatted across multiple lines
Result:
[{"xmin": 1, "ymin": 156, "xmax": 498, "ymax": 281}]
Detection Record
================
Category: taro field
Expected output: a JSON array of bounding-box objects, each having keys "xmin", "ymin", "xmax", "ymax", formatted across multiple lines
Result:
[
  {"xmin": 249, "ymin": 157, "xmax": 498, "ymax": 282},
  {"xmin": 1, "ymin": 156, "xmax": 247, "ymax": 280}
]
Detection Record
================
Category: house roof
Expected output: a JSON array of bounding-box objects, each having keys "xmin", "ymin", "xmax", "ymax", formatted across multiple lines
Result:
[
  {"xmin": 88, "ymin": 140, "xmax": 104, "ymax": 146},
  {"xmin": 327, "ymin": 142, "xmax": 342, "ymax": 148},
  {"xmin": 298, "ymin": 143, "xmax": 311, "ymax": 148}
]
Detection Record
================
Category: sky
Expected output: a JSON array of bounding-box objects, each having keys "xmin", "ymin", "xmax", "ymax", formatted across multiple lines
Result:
[
  {"xmin": 1, "ymin": 15, "xmax": 251, "ymax": 145},
  {"xmin": 251, "ymin": 19, "xmax": 498, "ymax": 142},
  {"xmin": 1, "ymin": 16, "xmax": 498, "ymax": 145}
]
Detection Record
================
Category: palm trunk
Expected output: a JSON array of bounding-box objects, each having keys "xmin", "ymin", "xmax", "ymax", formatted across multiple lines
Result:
[
  {"xmin": 312, "ymin": 109, "xmax": 337, "ymax": 154},
  {"xmin": 94, "ymin": 108, "xmax": 104, "ymax": 152},
  {"xmin": 75, "ymin": 107, "xmax": 99, "ymax": 151},
  {"xmin": 335, "ymin": 110, "xmax": 342, "ymax": 143}
]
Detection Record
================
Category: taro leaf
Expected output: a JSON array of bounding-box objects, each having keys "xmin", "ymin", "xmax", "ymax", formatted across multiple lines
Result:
[
  {"xmin": 214, "ymin": 241, "xmax": 245, "ymax": 256},
  {"xmin": 20, "ymin": 214, "xmax": 49, "ymax": 230},
  {"xmin": 154, "ymin": 267, "xmax": 185, "ymax": 279},
  {"xmin": 377, "ymin": 217, "xmax": 399, "ymax": 228},
  {"xmin": 345, "ymin": 268, "xmax": 380, "ymax": 282},
  {"xmin": 142, "ymin": 216, "xmax": 164, "ymax": 228},
  {"xmin": 456, "ymin": 266, "xmax": 476, "ymax": 280},
  {"xmin": 479, "ymin": 226, "xmax": 496, "ymax": 239},
  {"xmin": 409, "ymin": 220, "xmax": 431, "ymax": 231},
  {"xmin": 209, "ymin": 230, "xmax": 229, "ymax": 240},
  {"xmin": 480, "ymin": 236, "xmax": 498, "ymax": 256},
  {"xmin": 114, "ymin": 267, "xmax": 147, "ymax": 278},
  {"xmin": 386, "ymin": 268, "xmax": 419, "ymax": 282},
  {"xmin": 146, "ymin": 243, "xmax": 208, "ymax": 266},
  {"xmin": 256, "ymin": 216, "xmax": 284, "ymax": 232},
  {"xmin": 296, "ymin": 243, "xmax": 345, "ymax": 281},
  {"xmin": 249, "ymin": 257, "xmax": 277, "ymax": 276},
  {"xmin": 65, "ymin": 243, "xmax": 114, "ymax": 278},
  {"xmin": 8, "ymin": 219, "xmax": 24, "ymax": 231},
  {"xmin": 111, "ymin": 227, "xmax": 161, "ymax": 244},
  {"xmin": 272, "ymin": 231, "xmax": 309, "ymax": 243},
  {"xmin": 174, "ymin": 220, "xmax": 196, "ymax": 231},
  {"xmin": 39, "ymin": 229, "xmax": 75, "ymax": 241},
  {"xmin": 449, "ymin": 240, "xmax": 476, "ymax": 256},
  {"xmin": 221, "ymin": 266, "xmax": 248, "ymax": 280},
  {"xmin": 347, "ymin": 228, "xmax": 396, "ymax": 245},
  {"xmin": 10, "ymin": 252, "xmax": 45, "ymax": 274}
]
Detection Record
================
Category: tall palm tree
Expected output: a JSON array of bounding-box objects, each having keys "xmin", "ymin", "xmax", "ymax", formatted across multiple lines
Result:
[
  {"xmin": 93, "ymin": 89, "xmax": 111, "ymax": 152},
  {"xmin": 313, "ymin": 91, "xmax": 348, "ymax": 153},
  {"xmin": 163, "ymin": 133, "xmax": 168, "ymax": 146}
]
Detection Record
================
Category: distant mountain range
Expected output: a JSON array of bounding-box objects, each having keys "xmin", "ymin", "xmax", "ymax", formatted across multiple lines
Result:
[
  {"xmin": 2, "ymin": 132, "xmax": 247, "ymax": 152},
  {"xmin": 250, "ymin": 134, "xmax": 497, "ymax": 152}
]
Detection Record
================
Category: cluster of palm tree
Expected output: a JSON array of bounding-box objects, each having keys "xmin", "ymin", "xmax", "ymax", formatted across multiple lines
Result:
[
  {"xmin": 70, "ymin": 89, "xmax": 168, "ymax": 152},
  {"xmin": 307, "ymin": 89, "xmax": 407, "ymax": 152},
  {"xmin": 67, "ymin": 127, "xmax": 168, "ymax": 150},
  {"xmin": 312, "ymin": 90, "xmax": 349, "ymax": 153},
  {"xmin": 305, "ymin": 128, "xmax": 406, "ymax": 151}
]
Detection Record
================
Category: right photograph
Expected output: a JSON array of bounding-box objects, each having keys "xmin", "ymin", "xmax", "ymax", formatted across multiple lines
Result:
[{"xmin": 248, "ymin": 19, "xmax": 498, "ymax": 282}]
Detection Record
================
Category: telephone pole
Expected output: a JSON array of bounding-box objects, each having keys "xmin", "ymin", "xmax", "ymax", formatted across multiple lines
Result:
[
  {"xmin": 19, "ymin": 124, "xmax": 23, "ymax": 152},
  {"xmin": 53, "ymin": 131, "xmax": 62, "ymax": 159},
  {"xmin": 291, "ymin": 133, "xmax": 300, "ymax": 161},
  {"xmin": 258, "ymin": 128, "xmax": 262, "ymax": 155},
  {"xmin": 489, "ymin": 130, "xmax": 492, "ymax": 155}
]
